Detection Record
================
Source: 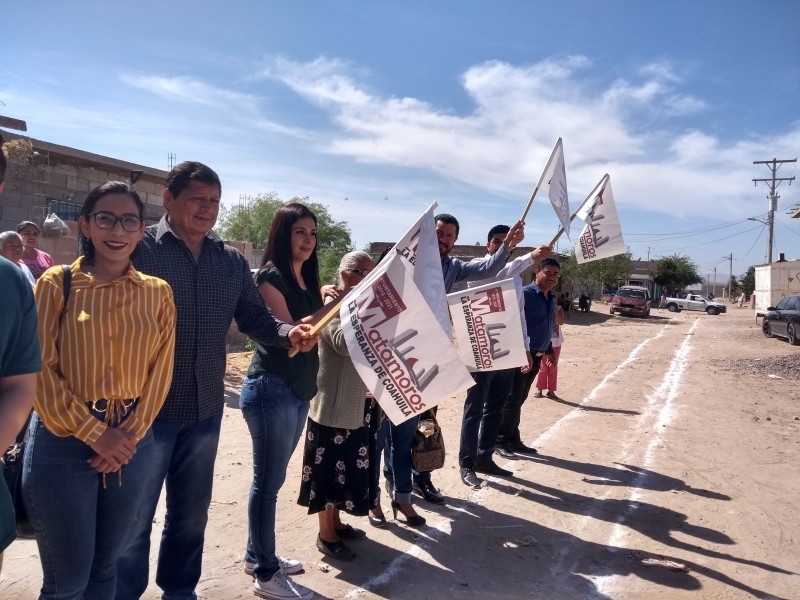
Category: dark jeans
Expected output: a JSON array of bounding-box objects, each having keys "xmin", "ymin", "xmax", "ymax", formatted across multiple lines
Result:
[
  {"xmin": 23, "ymin": 412, "xmax": 153, "ymax": 600},
  {"xmin": 459, "ymin": 369, "xmax": 514, "ymax": 467},
  {"xmin": 116, "ymin": 412, "xmax": 223, "ymax": 600},
  {"xmin": 497, "ymin": 356, "xmax": 542, "ymax": 445}
]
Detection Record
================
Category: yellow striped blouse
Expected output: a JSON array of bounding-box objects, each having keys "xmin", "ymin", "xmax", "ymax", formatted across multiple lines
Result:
[{"xmin": 33, "ymin": 258, "xmax": 176, "ymax": 444}]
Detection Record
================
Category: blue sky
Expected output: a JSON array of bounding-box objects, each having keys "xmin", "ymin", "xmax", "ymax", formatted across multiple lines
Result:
[{"xmin": 3, "ymin": 1, "xmax": 799, "ymax": 281}]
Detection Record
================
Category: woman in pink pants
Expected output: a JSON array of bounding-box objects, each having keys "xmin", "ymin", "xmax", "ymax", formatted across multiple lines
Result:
[{"xmin": 535, "ymin": 306, "xmax": 565, "ymax": 400}]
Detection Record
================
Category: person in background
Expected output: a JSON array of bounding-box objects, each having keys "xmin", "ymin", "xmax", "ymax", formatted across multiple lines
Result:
[
  {"xmin": 0, "ymin": 142, "xmax": 41, "ymax": 576},
  {"xmin": 23, "ymin": 181, "xmax": 176, "ymax": 599},
  {"xmin": 0, "ymin": 231, "xmax": 35, "ymax": 285},
  {"xmin": 116, "ymin": 163, "xmax": 316, "ymax": 600},
  {"xmin": 534, "ymin": 304, "xmax": 565, "ymax": 400},
  {"xmin": 17, "ymin": 220, "xmax": 54, "ymax": 281},
  {"xmin": 298, "ymin": 250, "xmax": 380, "ymax": 561}
]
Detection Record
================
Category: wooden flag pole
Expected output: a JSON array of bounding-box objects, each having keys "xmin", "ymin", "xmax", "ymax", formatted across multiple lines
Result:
[
  {"xmin": 520, "ymin": 186, "xmax": 540, "ymax": 224},
  {"xmin": 287, "ymin": 294, "xmax": 346, "ymax": 358}
]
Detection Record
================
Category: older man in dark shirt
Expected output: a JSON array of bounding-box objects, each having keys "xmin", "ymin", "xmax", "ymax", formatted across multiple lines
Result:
[{"xmin": 116, "ymin": 162, "xmax": 315, "ymax": 600}]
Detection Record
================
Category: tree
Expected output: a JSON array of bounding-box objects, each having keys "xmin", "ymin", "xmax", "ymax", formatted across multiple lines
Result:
[
  {"xmin": 217, "ymin": 193, "xmax": 353, "ymax": 285},
  {"xmin": 653, "ymin": 255, "xmax": 702, "ymax": 295},
  {"xmin": 558, "ymin": 250, "xmax": 633, "ymax": 295},
  {"xmin": 740, "ymin": 266, "xmax": 756, "ymax": 298},
  {"xmin": 727, "ymin": 275, "xmax": 740, "ymax": 298}
]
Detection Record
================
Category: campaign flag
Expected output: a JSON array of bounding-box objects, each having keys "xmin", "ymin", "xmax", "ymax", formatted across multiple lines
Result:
[
  {"xmin": 574, "ymin": 174, "xmax": 626, "ymax": 263},
  {"xmin": 535, "ymin": 138, "xmax": 571, "ymax": 236},
  {"xmin": 341, "ymin": 253, "xmax": 474, "ymax": 425},
  {"xmin": 448, "ymin": 278, "xmax": 527, "ymax": 372},
  {"xmin": 386, "ymin": 202, "xmax": 451, "ymax": 336}
]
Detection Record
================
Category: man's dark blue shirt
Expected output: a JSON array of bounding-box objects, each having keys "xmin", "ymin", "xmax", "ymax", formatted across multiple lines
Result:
[
  {"xmin": 522, "ymin": 281, "xmax": 556, "ymax": 353},
  {"xmin": 133, "ymin": 216, "xmax": 292, "ymax": 423}
]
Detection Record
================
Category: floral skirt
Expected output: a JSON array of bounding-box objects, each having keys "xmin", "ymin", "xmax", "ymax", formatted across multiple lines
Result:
[{"xmin": 297, "ymin": 398, "xmax": 379, "ymax": 515}]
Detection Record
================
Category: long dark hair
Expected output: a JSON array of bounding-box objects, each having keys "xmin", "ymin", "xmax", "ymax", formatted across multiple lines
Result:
[
  {"xmin": 261, "ymin": 202, "xmax": 321, "ymax": 297},
  {"xmin": 79, "ymin": 181, "xmax": 144, "ymax": 265}
]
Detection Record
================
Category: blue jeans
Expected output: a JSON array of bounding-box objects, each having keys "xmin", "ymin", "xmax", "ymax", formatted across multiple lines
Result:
[
  {"xmin": 240, "ymin": 374, "xmax": 309, "ymax": 581},
  {"xmin": 381, "ymin": 416, "xmax": 418, "ymax": 504},
  {"xmin": 459, "ymin": 369, "xmax": 514, "ymax": 467},
  {"xmin": 116, "ymin": 412, "xmax": 222, "ymax": 600},
  {"xmin": 22, "ymin": 411, "xmax": 153, "ymax": 600}
]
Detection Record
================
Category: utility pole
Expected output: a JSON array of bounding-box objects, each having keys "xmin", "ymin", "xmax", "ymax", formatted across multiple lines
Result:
[
  {"xmin": 724, "ymin": 253, "xmax": 733, "ymax": 298},
  {"xmin": 753, "ymin": 158, "xmax": 796, "ymax": 263},
  {"xmin": 713, "ymin": 266, "xmax": 717, "ymax": 297}
]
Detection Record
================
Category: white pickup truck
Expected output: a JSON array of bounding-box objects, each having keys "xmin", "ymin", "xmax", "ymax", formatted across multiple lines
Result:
[{"xmin": 665, "ymin": 294, "xmax": 727, "ymax": 315}]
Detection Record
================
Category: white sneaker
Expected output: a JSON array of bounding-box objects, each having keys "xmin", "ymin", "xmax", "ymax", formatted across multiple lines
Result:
[
  {"xmin": 254, "ymin": 570, "xmax": 313, "ymax": 600},
  {"xmin": 245, "ymin": 557, "xmax": 303, "ymax": 576}
]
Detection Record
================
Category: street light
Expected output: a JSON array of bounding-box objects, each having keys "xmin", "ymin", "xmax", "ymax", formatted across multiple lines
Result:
[{"xmin": 747, "ymin": 217, "xmax": 772, "ymax": 262}]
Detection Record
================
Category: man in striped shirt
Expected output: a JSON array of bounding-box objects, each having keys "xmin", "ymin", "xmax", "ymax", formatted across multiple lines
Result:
[{"xmin": 116, "ymin": 162, "xmax": 316, "ymax": 600}]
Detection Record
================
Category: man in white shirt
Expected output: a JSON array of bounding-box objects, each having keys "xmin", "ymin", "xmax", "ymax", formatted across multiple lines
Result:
[{"xmin": 458, "ymin": 224, "xmax": 551, "ymax": 487}]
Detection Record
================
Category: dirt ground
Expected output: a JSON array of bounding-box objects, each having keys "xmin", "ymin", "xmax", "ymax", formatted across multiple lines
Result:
[{"xmin": 2, "ymin": 304, "xmax": 799, "ymax": 599}]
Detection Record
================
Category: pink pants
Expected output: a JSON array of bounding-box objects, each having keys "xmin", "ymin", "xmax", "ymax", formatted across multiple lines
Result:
[{"xmin": 536, "ymin": 345, "xmax": 561, "ymax": 392}]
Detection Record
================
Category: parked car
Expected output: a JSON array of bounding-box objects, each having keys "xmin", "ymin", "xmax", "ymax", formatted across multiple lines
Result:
[
  {"xmin": 610, "ymin": 286, "xmax": 651, "ymax": 318},
  {"xmin": 762, "ymin": 294, "xmax": 800, "ymax": 345}
]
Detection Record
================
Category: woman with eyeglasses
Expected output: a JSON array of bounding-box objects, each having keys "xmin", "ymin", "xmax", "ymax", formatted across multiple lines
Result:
[
  {"xmin": 22, "ymin": 181, "xmax": 176, "ymax": 600},
  {"xmin": 297, "ymin": 251, "xmax": 382, "ymax": 561}
]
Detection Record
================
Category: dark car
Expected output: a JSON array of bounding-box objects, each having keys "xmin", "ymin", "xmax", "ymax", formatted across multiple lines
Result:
[
  {"xmin": 762, "ymin": 294, "xmax": 800, "ymax": 345},
  {"xmin": 610, "ymin": 286, "xmax": 651, "ymax": 318}
]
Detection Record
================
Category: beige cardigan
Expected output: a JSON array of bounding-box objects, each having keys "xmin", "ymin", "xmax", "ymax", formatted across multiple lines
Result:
[{"xmin": 308, "ymin": 315, "xmax": 368, "ymax": 430}]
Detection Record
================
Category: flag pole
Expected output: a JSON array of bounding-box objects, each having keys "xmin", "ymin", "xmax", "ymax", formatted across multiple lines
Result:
[
  {"xmin": 287, "ymin": 294, "xmax": 346, "ymax": 358},
  {"xmin": 548, "ymin": 173, "xmax": 609, "ymax": 246},
  {"xmin": 520, "ymin": 187, "xmax": 540, "ymax": 223}
]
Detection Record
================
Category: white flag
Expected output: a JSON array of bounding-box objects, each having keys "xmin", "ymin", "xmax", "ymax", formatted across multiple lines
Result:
[
  {"xmin": 574, "ymin": 174, "xmax": 626, "ymax": 263},
  {"xmin": 535, "ymin": 138, "xmax": 571, "ymax": 236},
  {"xmin": 386, "ymin": 203, "xmax": 450, "ymax": 336},
  {"xmin": 341, "ymin": 253, "xmax": 474, "ymax": 425},
  {"xmin": 448, "ymin": 278, "xmax": 527, "ymax": 372}
]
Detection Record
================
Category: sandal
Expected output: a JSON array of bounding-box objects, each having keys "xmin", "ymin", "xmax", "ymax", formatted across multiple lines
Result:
[
  {"xmin": 334, "ymin": 523, "xmax": 366, "ymax": 539},
  {"xmin": 316, "ymin": 535, "xmax": 356, "ymax": 560}
]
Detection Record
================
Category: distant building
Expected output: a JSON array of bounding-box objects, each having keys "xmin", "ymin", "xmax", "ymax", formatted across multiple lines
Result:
[{"xmin": 0, "ymin": 129, "xmax": 168, "ymax": 264}]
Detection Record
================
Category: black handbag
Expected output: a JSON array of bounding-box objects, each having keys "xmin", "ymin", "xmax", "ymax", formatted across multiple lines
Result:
[
  {"xmin": 411, "ymin": 418, "xmax": 446, "ymax": 472},
  {"xmin": 2, "ymin": 429, "xmax": 34, "ymax": 537},
  {"xmin": 1, "ymin": 265, "xmax": 71, "ymax": 538}
]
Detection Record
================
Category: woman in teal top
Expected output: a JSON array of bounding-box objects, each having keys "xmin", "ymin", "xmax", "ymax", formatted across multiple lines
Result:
[{"xmin": 239, "ymin": 203, "xmax": 324, "ymax": 600}]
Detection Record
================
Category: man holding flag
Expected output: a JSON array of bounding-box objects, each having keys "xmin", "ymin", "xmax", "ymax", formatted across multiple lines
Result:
[
  {"xmin": 410, "ymin": 213, "xmax": 524, "ymax": 504},
  {"xmin": 496, "ymin": 257, "xmax": 560, "ymax": 459},
  {"xmin": 458, "ymin": 225, "xmax": 551, "ymax": 487}
]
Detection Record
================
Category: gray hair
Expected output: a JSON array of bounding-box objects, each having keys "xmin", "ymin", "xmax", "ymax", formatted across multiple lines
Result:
[
  {"xmin": 0, "ymin": 231, "xmax": 22, "ymax": 248},
  {"xmin": 336, "ymin": 250, "xmax": 373, "ymax": 286}
]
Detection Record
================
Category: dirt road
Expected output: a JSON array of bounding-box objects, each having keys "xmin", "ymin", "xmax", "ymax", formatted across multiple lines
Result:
[{"xmin": 2, "ymin": 306, "xmax": 799, "ymax": 599}]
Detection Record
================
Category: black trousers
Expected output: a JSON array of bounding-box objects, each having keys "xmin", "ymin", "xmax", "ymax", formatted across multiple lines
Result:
[
  {"xmin": 458, "ymin": 369, "xmax": 514, "ymax": 467},
  {"xmin": 496, "ymin": 355, "xmax": 542, "ymax": 445}
]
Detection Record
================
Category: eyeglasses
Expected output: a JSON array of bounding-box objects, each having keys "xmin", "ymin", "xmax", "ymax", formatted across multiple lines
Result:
[
  {"xmin": 346, "ymin": 268, "xmax": 372, "ymax": 277},
  {"xmin": 88, "ymin": 212, "xmax": 143, "ymax": 232}
]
